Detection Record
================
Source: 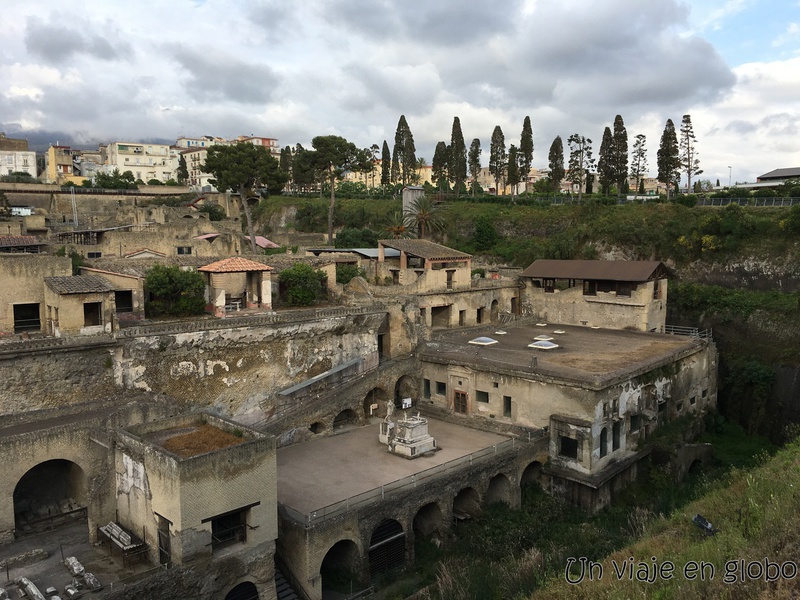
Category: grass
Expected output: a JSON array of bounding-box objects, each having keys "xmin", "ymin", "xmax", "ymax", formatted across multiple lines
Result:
[{"xmin": 394, "ymin": 417, "xmax": 782, "ymax": 600}]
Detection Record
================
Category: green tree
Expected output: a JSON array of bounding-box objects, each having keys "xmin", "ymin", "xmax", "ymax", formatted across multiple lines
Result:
[
  {"xmin": 432, "ymin": 141, "xmax": 450, "ymax": 192},
  {"xmin": 334, "ymin": 227, "xmax": 379, "ymax": 248},
  {"xmin": 548, "ymin": 136, "xmax": 565, "ymax": 193},
  {"xmin": 489, "ymin": 126, "xmax": 507, "ymax": 195},
  {"xmin": 597, "ymin": 127, "xmax": 614, "ymax": 195},
  {"xmin": 292, "ymin": 144, "xmax": 318, "ymax": 192},
  {"xmin": 203, "ymin": 142, "xmax": 285, "ymax": 253},
  {"xmin": 145, "ymin": 265, "xmax": 206, "ymax": 317},
  {"xmin": 383, "ymin": 210, "xmax": 414, "ymax": 239},
  {"xmin": 405, "ymin": 196, "xmax": 444, "ymax": 239},
  {"xmin": 381, "ymin": 140, "xmax": 391, "ymax": 186},
  {"xmin": 468, "ymin": 138, "xmax": 482, "ymax": 196},
  {"xmin": 199, "ymin": 203, "xmax": 226, "ymax": 221},
  {"xmin": 507, "ymin": 144, "xmax": 520, "ymax": 196},
  {"xmin": 94, "ymin": 169, "xmax": 138, "ymax": 190},
  {"xmin": 177, "ymin": 155, "xmax": 188, "ymax": 184},
  {"xmin": 449, "ymin": 117, "xmax": 467, "ymax": 196},
  {"xmin": 630, "ymin": 133, "xmax": 648, "ymax": 195},
  {"xmin": 393, "ymin": 115, "xmax": 416, "ymax": 186},
  {"xmin": 519, "ymin": 116, "xmax": 534, "ymax": 188},
  {"xmin": 0, "ymin": 192, "xmax": 10, "ymax": 220},
  {"xmin": 657, "ymin": 119, "xmax": 680, "ymax": 199},
  {"xmin": 310, "ymin": 135, "xmax": 367, "ymax": 245},
  {"xmin": 611, "ymin": 114, "xmax": 628, "ymax": 198},
  {"xmin": 471, "ymin": 216, "xmax": 500, "ymax": 252},
  {"xmin": 680, "ymin": 114, "xmax": 703, "ymax": 193},
  {"xmin": 369, "ymin": 143, "xmax": 380, "ymax": 190},
  {"xmin": 279, "ymin": 263, "xmax": 327, "ymax": 306},
  {"xmin": 279, "ymin": 146, "xmax": 293, "ymax": 193},
  {"xmin": 336, "ymin": 263, "xmax": 366, "ymax": 285},
  {"xmin": 567, "ymin": 134, "xmax": 594, "ymax": 203}
]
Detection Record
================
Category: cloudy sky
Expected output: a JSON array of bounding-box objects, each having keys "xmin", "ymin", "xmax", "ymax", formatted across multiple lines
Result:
[{"xmin": 2, "ymin": 0, "xmax": 799, "ymax": 184}]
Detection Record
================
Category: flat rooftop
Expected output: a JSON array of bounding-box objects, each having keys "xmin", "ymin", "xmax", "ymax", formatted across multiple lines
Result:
[
  {"xmin": 277, "ymin": 418, "xmax": 509, "ymax": 516},
  {"xmin": 143, "ymin": 422, "xmax": 248, "ymax": 458},
  {"xmin": 419, "ymin": 323, "xmax": 702, "ymax": 388}
]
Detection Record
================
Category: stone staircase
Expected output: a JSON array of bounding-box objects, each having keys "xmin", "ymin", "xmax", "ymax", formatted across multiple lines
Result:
[{"xmin": 274, "ymin": 568, "xmax": 300, "ymax": 600}]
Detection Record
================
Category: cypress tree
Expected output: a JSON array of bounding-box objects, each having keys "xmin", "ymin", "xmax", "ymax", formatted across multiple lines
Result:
[
  {"xmin": 449, "ymin": 117, "xmax": 467, "ymax": 196},
  {"xmin": 468, "ymin": 138, "xmax": 482, "ymax": 196},
  {"xmin": 519, "ymin": 116, "xmax": 534, "ymax": 187},
  {"xmin": 657, "ymin": 119, "xmax": 680, "ymax": 199},
  {"xmin": 489, "ymin": 126, "xmax": 507, "ymax": 195},
  {"xmin": 611, "ymin": 115, "xmax": 628, "ymax": 197},
  {"xmin": 381, "ymin": 141, "xmax": 391, "ymax": 186},
  {"xmin": 597, "ymin": 127, "xmax": 614, "ymax": 195},
  {"xmin": 548, "ymin": 136, "xmax": 565, "ymax": 194}
]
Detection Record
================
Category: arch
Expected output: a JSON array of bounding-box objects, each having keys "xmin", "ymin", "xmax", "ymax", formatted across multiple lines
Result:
[
  {"xmin": 321, "ymin": 539, "xmax": 362, "ymax": 593},
  {"xmin": 363, "ymin": 387, "xmax": 390, "ymax": 419},
  {"xmin": 520, "ymin": 461, "xmax": 544, "ymax": 489},
  {"xmin": 309, "ymin": 421, "xmax": 325, "ymax": 435},
  {"xmin": 393, "ymin": 375, "xmax": 416, "ymax": 407},
  {"xmin": 612, "ymin": 421, "xmax": 621, "ymax": 451},
  {"xmin": 599, "ymin": 427, "xmax": 608, "ymax": 458},
  {"xmin": 333, "ymin": 409, "xmax": 358, "ymax": 430},
  {"xmin": 14, "ymin": 459, "xmax": 86, "ymax": 535},
  {"xmin": 368, "ymin": 519, "xmax": 405, "ymax": 577},
  {"xmin": 225, "ymin": 581, "xmax": 259, "ymax": 600},
  {"xmin": 453, "ymin": 487, "xmax": 481, "ymax": 520},
  {"xmin": 412, "ymin": 502, "xmax": 444, "ymax": 538},
  {"xmin": 490, "ymin": 299, "xmax": 499, "ymax": 322},
  {"xmin": 485, "ymin": 473, "xmax": 512, "ymax": 507}
]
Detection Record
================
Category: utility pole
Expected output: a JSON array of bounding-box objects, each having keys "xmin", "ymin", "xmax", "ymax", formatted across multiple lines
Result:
[{"xmin": 728, "ymin": 166, "xmax": 732, "ymax": 188}]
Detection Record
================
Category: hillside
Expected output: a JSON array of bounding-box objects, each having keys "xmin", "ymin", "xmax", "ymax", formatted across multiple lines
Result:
[{"xmin": 530, "ymin": 436, "xmax": 800, "ymax": 599}]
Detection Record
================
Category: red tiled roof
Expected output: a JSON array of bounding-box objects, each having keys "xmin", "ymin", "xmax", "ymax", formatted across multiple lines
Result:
[
  {"xmin": 198, "ymin": 257, "xmax": 274, "ymax": 273},
  {"xmin": 521, "ymin": 260, "xmax": 670, "ymax": 282},
  {"xmin": 0, "ymin": 235, "xmax": 43, "ymax": 247}
]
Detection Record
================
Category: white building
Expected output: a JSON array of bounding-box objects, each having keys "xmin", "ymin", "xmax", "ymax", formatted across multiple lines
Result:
[
  {"xmin": 0, "ymin": 150, "xmax": 37, "ymax": 178},
  {"xmin": 105, "ymin": 141, "xmax": 177, "ymax": 183}
]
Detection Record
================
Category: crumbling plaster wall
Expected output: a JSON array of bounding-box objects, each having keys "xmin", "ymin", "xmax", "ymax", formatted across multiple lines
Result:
[
  {"xmin": 115, "ymin": 314, "xmax": 386, "ymax": 418},
  {"xmin": 0, "ymin": 255, "xmax": 71, "ymax": 335}
]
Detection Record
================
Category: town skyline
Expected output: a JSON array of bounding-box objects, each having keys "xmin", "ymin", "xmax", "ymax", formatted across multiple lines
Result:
[{"xmin": 2, "ymin": 0, "xmax": 799, "ymax": 184}]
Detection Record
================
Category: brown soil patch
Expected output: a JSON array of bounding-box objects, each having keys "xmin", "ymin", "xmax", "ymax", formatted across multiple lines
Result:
[{"xmin": 161, "ymin": 424, "xmax": 245, "ymax": 457}]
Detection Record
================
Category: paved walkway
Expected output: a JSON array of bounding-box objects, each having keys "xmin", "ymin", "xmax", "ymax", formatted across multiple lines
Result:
[{"xmin": 277, "ymin": 417, "xmax": 509, "ymax": 515}]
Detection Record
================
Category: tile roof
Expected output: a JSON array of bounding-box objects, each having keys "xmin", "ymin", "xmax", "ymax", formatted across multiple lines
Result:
[
  {"xmin": 198, "ymin": 257, "xmax": 275, "ymax": 273},
  {"xmin": 45, "ymin": 275, "xmax": 115, "ymax": 294},
  {"xmin": 520, "ymin": 260, "xmax": 669, "ymax": 282},
  {"xmin": 378, "ymin": 239, "xmax": 472, "ymax": 261},
  {"xmin": 124, "ymin": 248, "xmax": 166, "ymax": 258},
  {"xmin": 245, "ymin": 235, "xmax": 280, "ymax": 249},
  {"xmin": 0, "ymin": 236, "xmax": 44, "ymax": 247}
]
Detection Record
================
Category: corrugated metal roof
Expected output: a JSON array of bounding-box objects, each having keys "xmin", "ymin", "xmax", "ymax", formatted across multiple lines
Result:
[
  {"xmin": 378, "ymin": 239, "xmax": 471, "ymax": 261},
  {"xmin": 45, "ymin": 275, "xmax": 115, "ymax": 294},
  {"xmin": 198, "ymin": 257, "xmax": 274, "ymax": 273},
  {"xmin": 757, "ymin": 167, "xmax": 800, "ymax": 180},
  {"xmin": 520, "ymin": 260, "xmax": 669, "ymax": 282}
]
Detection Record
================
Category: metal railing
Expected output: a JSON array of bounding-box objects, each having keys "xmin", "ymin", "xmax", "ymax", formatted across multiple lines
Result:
[
  {"xmin": 117, "ymin": 303, "xmax": 387, "ymax": 338},
  {"xmin": 281, "ymin": 435, "xmax": 537, "ymax": 527},
  {"xmin": 660, "ymin": 325, "xmax": 713, "ymax": 340}
]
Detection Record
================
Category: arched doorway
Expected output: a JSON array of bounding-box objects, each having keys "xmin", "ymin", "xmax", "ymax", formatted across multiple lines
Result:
[
  {"xmin": 332, "ymin": 409, "xmax": 358, "ymax": 430},
  {"xmin": 490, "ymin": 299, "xmax": 499, "ymax": 322},
  {"xmin": 520, "ymin": 461, "xmax": 545, "ymax": 490},
  {"xmin": 362, "ymin": 387, "xmax": 389, "ymax": 419},
  {"xmin": 368, "ymin": 519, "xmax": 405, "ymax": 577},
  {"xmin": 321, "ymin": 539, "xmax": 362, "ymax": 595},
  {"xmin": 413, "ymin": 502, "xmax": 444, "ymax": 538},
  {"xmin": 309, "ymin": 421, "xmax": 326, "ymax": 435},
  {"xmin": 225, "ymin": 581, "xmax": 259, "ymax": 600},
  {"xmin": 453, "ymin": 487, "xmax": 481, "ymax": 521},
  {"xmin": 14, "ymin": 459, "xmax": 86, "ymax": 535},
  {"xmin": 394, "ymin": 375, "xmax": 416, "ymax": 408},
  {"xmin": 485, "ymin": 474, "xmax": 512, "ymax": 506}
]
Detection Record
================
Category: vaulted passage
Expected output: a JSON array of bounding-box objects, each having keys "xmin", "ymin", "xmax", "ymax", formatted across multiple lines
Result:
[
  {"xmin": 485, "ymin": 473, "xmax": 512, "ymax": 506},
  {"xmin": 363, "ymin": 387, "xmax": 389, "ymax": 419},
  {"xmin": 225, "ymin": 581, "xmax": 259, "ymax": 600},
  {"xmin": 453, "ymin": 487, "xmax": 481, "ymax": 521},
  {"xmin": 413, "ymin": 502, "xmax": 443, "ymax": 538},
  {"xmin": 321, "ymin": 539, "xmax": 361, "ymax": 594},
  {"xmin": 333, "ymin": 409, "xmax": 358, "ymax": 430},
  {"xmin": 14, "ymin": 459, "xmax": 86, "ymax": 536},
  {"xmin": 521, "ymin": 461, "xmax": 544, "ymax": 489},
  {"xmin": 368, "ymin": 519, "xmax": 405, "ymax": 577}
]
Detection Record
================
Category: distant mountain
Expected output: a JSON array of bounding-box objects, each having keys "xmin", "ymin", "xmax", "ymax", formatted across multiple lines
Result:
[{"xmin": 0, "ymin": 125, "xmax": 174, "ymax": 153}]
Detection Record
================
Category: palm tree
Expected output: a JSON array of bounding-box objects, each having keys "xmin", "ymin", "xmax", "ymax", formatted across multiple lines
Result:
[
  {"xmin": 414, "ymin": 157, "xmax": 428, "ymax": 185},
  {"xmin": 383, "ymin": 211, "xmax": 414, "ymax": 239},
  {"xmin": 405, "ymin": 196, "xmax": 444, "ymax": 239}
]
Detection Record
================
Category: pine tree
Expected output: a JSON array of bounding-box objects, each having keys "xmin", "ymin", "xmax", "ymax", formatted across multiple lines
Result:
[
  {"xmin": 432, "ymin": 141, "xmax": 450, "ymax": 192},
  {"xmin": 381, "ymin": 141, "xmax": 391, "ymax": 186},
  {"xmin": 567, "ymin": 134, "xmax": 594, "ymax": 203},
  {"xmin": 449, "ymin": 117, "xmax": 467, "ymax": 196},
  {"xmin": 548, "ymin": 136, "xmax": 565, "ymax": 194},
  {"xmin": 507, "ymin": 144, "xmax": 520, "ymax": 196},
  {"xmin": 611, "ymin": 115, "xmax": 628, "ymax": 198},
  {"xmin": 519, "ymin": 116, "xmax": 534, "ymax": 188},
  {"xmin": 597, "ymin": 127, "xmax": 614, "ymax": 195},
  {"xmin": 468, "ymin": 138, "xmax": 482, "ymax": 196},
  {"xmin": 657, "ymin": 119, "xmax": 680, "ymax": 199},
  {"xmin": 680, "ymin": 114, "xmax": 702, "ymax": 193},
  {"xmin": 489, "ymin": 126, "xmax": 507, "ymax": 195},
  {"xmin": 630, "ymin": 134, "xmax": 648, "ymax": 195}
]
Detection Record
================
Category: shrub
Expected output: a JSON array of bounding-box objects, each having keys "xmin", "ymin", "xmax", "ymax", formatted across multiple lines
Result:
[
  {"xmin": 279, "ymin": 263, "xmax": 327, "ymax": 306},
  {"xmin": 144, "ymin": 265, "xmax": 206, "ymax": 317},
  {"xmin": 336, "ymin": 263, "xmax": 366, "ymax": 285}
]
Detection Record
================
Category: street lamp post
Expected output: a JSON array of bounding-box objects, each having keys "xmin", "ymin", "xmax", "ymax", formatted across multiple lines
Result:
[{"xmin": 728, "ymin": 166, "xmax": 732, "ymax": 188}]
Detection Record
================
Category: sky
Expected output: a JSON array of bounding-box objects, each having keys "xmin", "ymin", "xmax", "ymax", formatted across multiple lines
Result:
[{"xmin": 2, "ymin": 0, "xmax": 799, "ymax": 185}]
